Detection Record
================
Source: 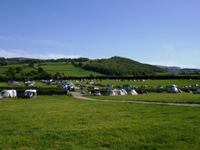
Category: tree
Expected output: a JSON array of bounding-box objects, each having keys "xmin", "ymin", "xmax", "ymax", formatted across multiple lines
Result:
[
  {"xmin": 38, "ymin": 67, "xmax": 44, "ymax": 73},
  {"xmin": 28, "ymin": 62, "xmax": 34, "ymax": 68},
  {"xmin": 15, "ymin": 67, "xmax": 22, "ymax": 73},
  {"xmin": 55, "ymin": 72, "xmax": 62, "ymax": 79},
  {"xmin": 78, "ymin": 62, "xmax": 83, "ymax": 67},
  {"xmin": 6, "ymin": 67, "xmax": 16, "ymax": 80}
]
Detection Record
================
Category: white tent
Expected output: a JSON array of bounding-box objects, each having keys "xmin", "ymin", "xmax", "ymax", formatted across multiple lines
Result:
[
  {"xmin": 167, "ymin": 85, "xmax": 180, "ymax": 93},
  {"xmin": 0, "ymin": 89, "xmax": 17, "ymax": 98},
  {"xmin": 128, "ymin": 89, "xmax": 138, "ymax": 95},
  {"xmin": 108, "ymin": 89, "xmax": 127, "ymax": 96}
]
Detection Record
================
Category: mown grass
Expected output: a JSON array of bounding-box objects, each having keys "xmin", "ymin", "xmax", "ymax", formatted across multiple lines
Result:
[
  {"xmin": 88, "ymin": 93, "xmax": 200, "ymax": 104},
  {"xmin": 92, "ymin": 79, "xmax": 200, "ymax": 88},
  {"xmin": 0, "ymin": 95, "xmax": 200, "ymax": 149}
]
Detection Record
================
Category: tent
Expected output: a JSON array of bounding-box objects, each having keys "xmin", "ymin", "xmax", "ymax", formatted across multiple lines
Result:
[
  {"xmin": 167, "ymin": 85, "xmax": 179, "ymax": 93},
  {"xmin": 121, "ymin": 89, "xmax": 128, "ymax": 94},
  {"xmin": 59, "ymin": 81, "xmax": 75, "ymax": 91},
  {"xmin": 128, "ymin": 89, "xmax": 138, "ymax": 95},
  {"xmin": 25, "ymin": 81, "xmax": 35, "ymax": 87},
  {"xmin": 0, "ymin": 89, "xmax": 17, "ymax": 98},
  {"xmin": 108, "ymin": 89, "xmax": 127, "ymax": 96}
]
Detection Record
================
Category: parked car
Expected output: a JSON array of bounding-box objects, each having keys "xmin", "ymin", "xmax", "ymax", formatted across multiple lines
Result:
[
  {"xmin": 94, "ymin": 90, "xmax": 101, "ymax": 96},
  {"xmin": 193, "ymin": 89, "xmax": 200, "ymax": 94}
]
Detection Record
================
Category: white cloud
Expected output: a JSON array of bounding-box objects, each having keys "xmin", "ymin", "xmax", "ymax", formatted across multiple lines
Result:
[
  {"xmin": 40, "ymin": 54, "xmax": 81, "ymax": 59},
  {"xmin": 0, "ymin": 48, "xmax": 81, "ymax": 59},
  {"xmin": 0, "ymin": 49, "xmax": 25, "ymax": 58}
]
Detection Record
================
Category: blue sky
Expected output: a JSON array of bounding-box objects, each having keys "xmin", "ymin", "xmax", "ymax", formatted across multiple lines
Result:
[{"xmin": 0, "ymin": 0, "xmax": 200, "ymax": 68}]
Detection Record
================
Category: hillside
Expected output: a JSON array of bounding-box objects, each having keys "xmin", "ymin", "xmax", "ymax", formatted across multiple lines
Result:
[
  {"xmin": 82, "ymin": 56, "xmax": 164, "ymax": 76},
  {"xmin": 157, "ymin": 65, "xmax": 200, "ymax": 75},
  {"xmin": 2, "ymin": 56, "xmax": 199, "ymax": 81},
  {"xmin": 0, "ymin": 61, "xmax": 104, "ymax": 80}
]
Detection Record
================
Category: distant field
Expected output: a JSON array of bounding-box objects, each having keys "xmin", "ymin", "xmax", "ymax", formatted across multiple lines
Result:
[
  {"xmin": 0, "ymin": 95, "xmax": 200, "ymax": 149},
  {"xmin": 0, "ymin": 62, "xmax": 104, "ymax": 77},
  {"xmin": 39, "ymin": 62, "xmax": 103, "ymax": 77},
  {"xmin": 0, "ymin": 64, "xmax": 31, "ymax": 75}
]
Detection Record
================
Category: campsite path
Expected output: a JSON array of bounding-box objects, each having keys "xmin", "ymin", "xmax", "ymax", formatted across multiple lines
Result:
[{"xmin": 71, "ymin": 92, "xmax": 200, "ymax": 107}]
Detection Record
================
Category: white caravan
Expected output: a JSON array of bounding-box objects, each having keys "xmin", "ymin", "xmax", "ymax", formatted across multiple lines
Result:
[{"xmin": 0, "ymin": 89, "xmax": 17, "ymax": 98}]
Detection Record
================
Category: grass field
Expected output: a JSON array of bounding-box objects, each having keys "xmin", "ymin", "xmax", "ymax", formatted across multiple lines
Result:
[
  {"xmin": 92, "ymin": 79, "xmax": 200, "ymax": 88},
  {"xmin": 88, "ymin": 93, "xmax": 200, "ymax": 104},
  {"xmin": 0, "ymin": 64, "xmax": 33, "ymax": 75},
  {"xmin": 40, "ymin": 62, "xmax": 103, "ymax": 77},
  {"xmin": 0, "ymin": 95, "xmax": 200, "ymax": 150},
  {"xmin": 0, "ymin": 62, "xmax": 104, "ymax": 77}
]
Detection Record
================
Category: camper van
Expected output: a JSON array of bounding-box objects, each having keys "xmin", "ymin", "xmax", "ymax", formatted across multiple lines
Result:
[{"xmin": 0, "ymin": 89, "xmax": 17, "ymax": 98}]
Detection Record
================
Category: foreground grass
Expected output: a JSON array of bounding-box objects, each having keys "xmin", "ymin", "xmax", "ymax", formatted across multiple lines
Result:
[
  {"xmin": 89, "ymin": 93, "xmax": 200, "ymax": 104},
  {"xmin": 0, "ymin": 95, "xmax": 200, "ymax": 149}
]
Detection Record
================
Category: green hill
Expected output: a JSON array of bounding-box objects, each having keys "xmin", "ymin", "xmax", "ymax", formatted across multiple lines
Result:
[
  {"xmin": 82, "ymin": 56, "xmax": 164, "ymax": 76},
  {"xmin": 0, "ymin": 56, "xmax": 165, "ymax": 80}
]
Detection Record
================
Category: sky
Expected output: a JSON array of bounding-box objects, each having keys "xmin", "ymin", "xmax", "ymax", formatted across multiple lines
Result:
[{"xmin": 0, "ymin": 0, "xmax": 200, "ymax": 68}]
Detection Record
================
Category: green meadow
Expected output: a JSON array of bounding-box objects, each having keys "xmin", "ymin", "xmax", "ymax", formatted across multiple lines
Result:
[
  {"xmin": 0, "ymin": 95, "xmax": 200, "ymax": 150},
  {"xmin": 89, "ymin": 93, "xmax": 200, "ymax": 104},
  {"xmin": 91, "ymin": 79, "xmax": 200, "ymax": 88},
  {"xmin": 0, "ymin": 62, "xmax": 103, "ymax": 77},
  {"xmin": 0, "ymin": 64, "xmax": 33, "ymax": 75},
  {"xmin": 40, "ymin": 62, "xmax": 103, "ymax": 77}
]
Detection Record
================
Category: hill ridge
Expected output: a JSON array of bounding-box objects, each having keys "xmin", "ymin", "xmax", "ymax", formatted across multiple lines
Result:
[{"xmin": 82, "ymin": 56, "xmax": 164, "ymax": 76}]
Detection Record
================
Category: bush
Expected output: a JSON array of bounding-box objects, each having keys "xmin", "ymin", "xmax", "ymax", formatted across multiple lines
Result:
[{"xmin": 37, "ymin": 88, "xmax": 67, "ymax": 95}]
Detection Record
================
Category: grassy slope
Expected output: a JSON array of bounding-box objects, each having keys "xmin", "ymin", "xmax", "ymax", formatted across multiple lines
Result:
[
  {"xmin": 0, "ymin": 95, "xmax": 200, "ymax": 150},
  {"xmin": 0, "ymin": 62, "xmax": 104, "ymax": 77},
  {"xmin": 0, "ymin": 64, "xmax": 29, "ymax": 75},
  {"xmin": 40, "ymin": 62, "xmax": 103, "ymax": 77}
]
